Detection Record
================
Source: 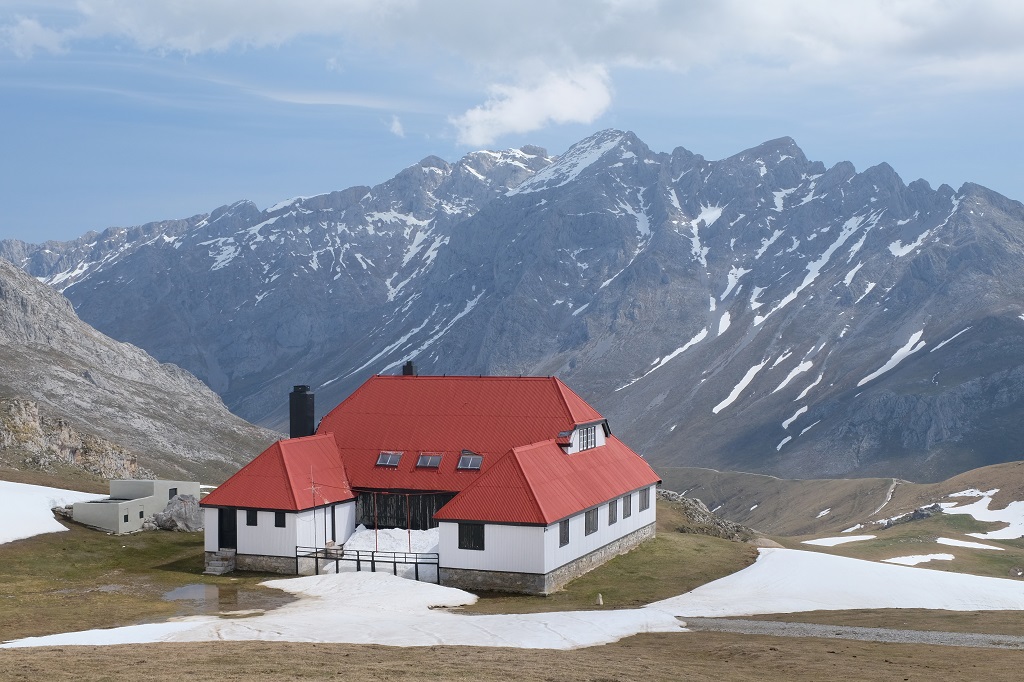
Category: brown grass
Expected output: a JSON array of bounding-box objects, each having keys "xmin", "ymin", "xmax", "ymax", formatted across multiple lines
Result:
[{"xmin": 3, "ymin": 633, "xmax": 1023, "ymax": 682}]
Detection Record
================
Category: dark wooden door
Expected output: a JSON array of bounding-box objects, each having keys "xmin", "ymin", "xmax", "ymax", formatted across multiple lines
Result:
[{"xmin": 217, "ymin": 508, "xmax": 237, "ymax": 549}]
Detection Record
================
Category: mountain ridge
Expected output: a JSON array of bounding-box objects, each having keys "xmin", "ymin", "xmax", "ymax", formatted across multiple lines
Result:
[{"xmin": 4, "ymin": 129, "xmax": 1023, "ymax": 482}]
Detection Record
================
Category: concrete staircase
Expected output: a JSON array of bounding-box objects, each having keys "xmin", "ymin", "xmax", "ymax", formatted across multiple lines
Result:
[{"xmin": 204, "ymin": 548, "xmax": 236, "ymax": 575}]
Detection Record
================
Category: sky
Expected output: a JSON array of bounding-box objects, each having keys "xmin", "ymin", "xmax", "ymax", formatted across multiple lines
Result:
[{"xmin": 1, "ymin": 1, "xmax": 1023, "ymax": 244}]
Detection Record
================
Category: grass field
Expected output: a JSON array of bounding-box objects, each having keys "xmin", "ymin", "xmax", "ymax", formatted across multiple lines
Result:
[{"xmin": 4, "ymin": 477, "xmax": 1024, "ymax": 680}]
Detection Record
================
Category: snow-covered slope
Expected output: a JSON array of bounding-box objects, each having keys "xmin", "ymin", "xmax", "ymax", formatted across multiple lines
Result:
[{"xmin": 0, "ymin": 481, "xmax": 103, "ymax": 545}]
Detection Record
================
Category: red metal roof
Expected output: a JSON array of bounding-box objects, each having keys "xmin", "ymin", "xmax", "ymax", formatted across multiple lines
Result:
[
  {"xmin": 200, "ymin": 433, "xmax": 355, "ymax": 511},
  {"xmin": 433, "ymin": 436, "xmax": 661, "ymax": 525},
  {"xmin": 317, "ymin": 375, "xmax": 606, "ymax": 492}
]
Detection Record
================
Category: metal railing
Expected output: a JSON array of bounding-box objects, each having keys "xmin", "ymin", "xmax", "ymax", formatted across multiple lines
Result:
[{"xmin": 295, "ymin": 545, "xmax": 440, "ymax": 583}]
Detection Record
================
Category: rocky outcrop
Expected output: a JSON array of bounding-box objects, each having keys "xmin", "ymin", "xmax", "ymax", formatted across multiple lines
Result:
[
  {"xmin": 0, "ymin": 398, "xmax": 145, "ymax": 479},
  {"xmin": 0, "ymin": 257, "xmax": 277, "ymax": 483},
  {"xmin": 658, "ymin": 489, "xmax": 755, "ymax": 541}
]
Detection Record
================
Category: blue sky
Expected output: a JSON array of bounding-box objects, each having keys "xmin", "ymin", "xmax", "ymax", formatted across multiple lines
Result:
[{"xmin": 2, "ymin": 1, "xmax": 1023, "ymax": 243}]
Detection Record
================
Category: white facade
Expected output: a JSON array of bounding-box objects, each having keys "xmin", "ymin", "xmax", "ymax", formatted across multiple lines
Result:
[
  {"xmin": 438, "ymin": 485, "xmax": 657, "ymax": 574},
  {"xmin": 73, "ymin": 480, "xmax": 200, "ymax": 535},
  {"xmin": 204, "ymin": 501, "xmax": 357, "ymax": 556}
]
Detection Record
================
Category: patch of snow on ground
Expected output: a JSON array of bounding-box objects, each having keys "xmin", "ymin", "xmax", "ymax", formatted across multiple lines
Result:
[
  {"xmin": 616, "ymin": 328, "xmax": 708, "ymax": 391},
  {"xmin": 936, "ymin": 537, "xmax": 1004, "ymax": 551},
  {"xmin": 941, "ymin": 493, "xmax": 1024, "ymax": 540},
  {"xmin": 802, "ymin": 535, "xmax": 876, "ymax": 547},
  {"xmin": 947, "ymin": 488, "xmax": 999, "ymax": 498},
  {"xmin": 795, "ymin": 373, "xmax": 823, "ymax": 401},
  {"xmin": 712, "ymin": 359, "xmax": 768, "ymax": 414},
  {"xmin": 776, "ymin": 436, "xmax": 792, "ymax": 451},
  {"xmin": 883, "ymin": 553, "xmax": 954, "ymax": 566},
  {"xmin": 782, "ymin": 406, "xmax": 807, "ymax": 430},
  {"xmin": 930, "ymin": 327, "xmax": 972, "ymax": 353},
  {"xmin": 842, "ymin": 524, "xmax": 864, "ymax": 533},
  {"xmin": 649, "ymin": 548, "xmax": 1024, "ymax": 617},
  {"xmin": 0, "ymin": 481, "xmax": 105, "ymax": 545},
  {"xmin": 772, "ymin": 361, "xmax": 813, "ymax": 394},
  {"xmin": 816, "ymin": 508, "xmax": 831, "ymax": 519},
  {"xmin": 717, "ymin": 312, "xmax": 731, "ymax": 336},
  {"xmin": 344, "ymin": 525, "xmax": 438, "ymax": 554},
  {"xmin": 721, "ymin": 265, "xmax": 751, "ymax": 300},
  {"xmin": 857, "ymin": 330, "xmax": 926, "ymax": 386}
]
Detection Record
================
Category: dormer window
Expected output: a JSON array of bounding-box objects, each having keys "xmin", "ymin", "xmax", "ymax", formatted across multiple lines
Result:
[
  {"xmin": 416, "ymin": 453, "xmax": 442, "ymax": 468},
  {"xmin": 579, "ymin": 424, "xmax": 597, "ymax": 451},
  {"xmin": 376, "ymin": 451, "xmax": 402, "ymax": 467},
  {"xmin": 457, "ymin": 450, "xmax": 483, "ymax": 470}
]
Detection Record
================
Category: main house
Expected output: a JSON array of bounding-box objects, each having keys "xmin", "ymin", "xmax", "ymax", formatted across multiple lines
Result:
[{"xmin": 200, "ymin": 371, "xmax": 660, "ymax": 594}]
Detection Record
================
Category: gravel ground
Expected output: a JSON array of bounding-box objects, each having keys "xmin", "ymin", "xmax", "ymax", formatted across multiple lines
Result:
[{"xmin": 684, "ymin": 617, "xmax": 1024, "ymax": 649}]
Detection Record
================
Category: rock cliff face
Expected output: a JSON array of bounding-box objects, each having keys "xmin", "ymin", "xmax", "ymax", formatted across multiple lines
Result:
[
  {"xmin": 6, "ymin": 130, "xmax": 1024, "ymax": 482},
  {"xmin": 0, "ymin": 398, "xmax": 144, "ymax": 479},
  {"xmin": 0, "ymin": 257, "xmax": 277, "ymax": 483}
]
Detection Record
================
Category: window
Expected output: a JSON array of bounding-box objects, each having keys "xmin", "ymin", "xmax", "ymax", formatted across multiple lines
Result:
[
  {"xmin": 640, "ymin": 487, "xmax": 651, "ymax": 512},
  {"xmin": 608, "ymin": 499, "xmax": 617, "ymax": 525},
  {"xmin": 458, "ymin": 522, "xmax": 485, "ymax": 550},
  {"xmin": 123, "ymin": 513, "xmax": 128, "ymax": 523},
  {"xmin": 139, "ymin": 510, "xmax": 144, "ymax": 519},
  {"xmin": 246, "ymin": 509, "xmax": 258, "ymax": 526},
  {"xmin": 457, "ymin": 451, "xmax": 483, "ymax": 470},
  {"xmin": 274, "ymin": 511, "xmax": 286, "ymax": 528},
  {"xmin": 559, "ymin": 519, "xmax": 569, "ymax": 547},
  {"xmin": 578, "ymin": 424, "xmax": 597, "ymax": 451},
  {"xmin": 416, "ymin": 453, "xmax": 442, "ymax": 468},
  {"xmin": 585, "ymin": 508, "xmax": 598, "ymax": 535},
  {"xmin": 168, "ymin": 487, "xmax": 177, "ymax": 500},
  {"xmin": 376, "ymin": 451, "xmax": 402, "ymax": 467},
  {"xmin": 622, "ymin": 493, "xmax": 632, "ymax": 518}
]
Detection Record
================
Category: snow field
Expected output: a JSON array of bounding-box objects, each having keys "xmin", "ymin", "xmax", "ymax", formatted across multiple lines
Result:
[{"xmin": 0, "ymin": 481, "xmax": 105, "ymax": 545}]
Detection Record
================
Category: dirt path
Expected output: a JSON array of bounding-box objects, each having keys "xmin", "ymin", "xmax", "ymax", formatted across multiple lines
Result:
[{"xmin": 684, "ymin": 617, "xmax": 1024, "ymax": 649}]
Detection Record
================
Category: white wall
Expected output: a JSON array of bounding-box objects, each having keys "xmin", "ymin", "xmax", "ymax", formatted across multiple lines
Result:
[
  {"xmin": 438, "ymin": 523, "xmax": 546, "ymax": 573},
  {"xmin": 542, "ymin": 485, "xmax": 657, "ymax": 573},
  {"xmin": 237, "ymin": 510, "xmax": 298, "ymax": 557},
  {"xmin": 437, "ymin": 485, "xmax": 657, "ymax": 574}
]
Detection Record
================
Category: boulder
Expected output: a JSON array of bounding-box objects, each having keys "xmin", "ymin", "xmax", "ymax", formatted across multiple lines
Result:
[{"xmin": 153, "ymin": 494, "xmax": 203, "ymax": 532}]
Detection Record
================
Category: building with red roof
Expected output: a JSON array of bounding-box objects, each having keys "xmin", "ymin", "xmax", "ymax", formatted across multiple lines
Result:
[{"xmin": 201, "ymin": 370, "xmax": 660, "ymax": 593}]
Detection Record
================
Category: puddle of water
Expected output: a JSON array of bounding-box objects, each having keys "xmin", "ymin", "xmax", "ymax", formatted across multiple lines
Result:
[{"xmin": 162, "ymin": 583, "xmax": 294, "ymax": 617}]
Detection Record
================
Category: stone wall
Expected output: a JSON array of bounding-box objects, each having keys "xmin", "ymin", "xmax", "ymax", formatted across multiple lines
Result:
[
  {"xmin": 440, "ymin": 522, "xmax": 656, "ymax": 595},
  {"xmin": 233, "ymin": 553, "xmax": 297, "ymax": 574}
]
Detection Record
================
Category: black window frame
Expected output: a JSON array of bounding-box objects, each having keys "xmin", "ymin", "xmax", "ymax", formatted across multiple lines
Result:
[
  {"xmin": 457, "ymin": 522, "xmax": 485, "ymax": 551},
  {"xmin": 274, "ymin": 511, "xmax": 286, "ymax": 528},
  {"xmin": 416, "ymin": 453, "xmax": 443, "ymax": 468},
  {"xmin": 584, "ymin": 508, "xmax": 598, "ymax": 535},
  {"xmin": 608, "ymin": 498, "xmax": 617, "ymax": 525},
  {"xmin": 376, "ymin": 451, "xmax": 403, "ymax": 467},
  {"xmin": 123, "ymin": 513, "xmax": 128, "ymax": 523},
  {"xmin": 168, "ymin": 487, "xmax": 177, "ymax": 500},
  {"xmin": 559, "ymin": 519, "xmax": 569, "ymax": 547},
  {"xmin": 246, "ymin": 509, "xmax": 258, "ymax": 526},
  {"xmin": 622, "ymin": 493, "xmax": 632, "ymax": 518},
  {"xmin": 139, "ymin": 510, "xmax": 144, "ymax": 519},
  {"xmin": 640, "ymin": 487, "xmax": 651, "ymax": 512}
]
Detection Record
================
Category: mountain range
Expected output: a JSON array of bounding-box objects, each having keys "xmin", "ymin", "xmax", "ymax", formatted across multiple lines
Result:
[{"xmin": 4, "ymin": 129, "xmax": 1024, "ymax": 482}]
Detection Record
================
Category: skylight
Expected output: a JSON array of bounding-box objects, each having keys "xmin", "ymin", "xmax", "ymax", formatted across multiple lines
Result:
[
  {"xmin": 457, "ymin": 450, "xmax": 482, "ymax": 470},
  {"xmin": 416, "ymin": 453, "xmax": 442, "ymax": 468},
  {"xmin": 376, "ymin": 451, "xmax": 402, "ymax": 467}
]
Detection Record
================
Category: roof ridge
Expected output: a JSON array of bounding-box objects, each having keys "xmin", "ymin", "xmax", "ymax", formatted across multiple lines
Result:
[{"xmin": 510, "ymin": 440, "xmax": 554, "ymax": 521}]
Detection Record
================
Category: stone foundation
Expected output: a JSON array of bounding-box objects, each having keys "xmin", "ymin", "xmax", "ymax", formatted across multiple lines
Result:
[
  {"xmin": 440, "ymin": 522, "xmax": 656, "ymax": 595},
  {"xmin": 233, "ymin": 553, "xmax": 297, "ymax": 574}
]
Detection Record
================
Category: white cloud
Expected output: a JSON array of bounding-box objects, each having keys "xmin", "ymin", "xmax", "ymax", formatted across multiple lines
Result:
[
  {"xmin": 389, "ymin": 115, "xmax": 404, "ymax": 137},
  {"xmin": 451, "ymin": 67, "xmax": 612, "ymax": 146},
  {"xmin": 1, "ymin": 16, "xmax": 66, "ymax": 58}
]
